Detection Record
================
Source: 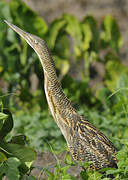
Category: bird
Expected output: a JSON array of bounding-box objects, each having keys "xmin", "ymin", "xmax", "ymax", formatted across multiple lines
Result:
[{"xmin": 4, "ymin": 20, "xmax": 117, "ymax": 170}]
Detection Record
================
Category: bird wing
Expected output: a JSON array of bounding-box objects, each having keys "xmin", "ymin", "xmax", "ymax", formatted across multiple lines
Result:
[{"xmin": 68, "ymin": 114, "xmax": 117, "ymax": 169}]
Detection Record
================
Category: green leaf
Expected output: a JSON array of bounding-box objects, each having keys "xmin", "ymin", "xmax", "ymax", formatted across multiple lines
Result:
[
  {"xmin": 87, "ymin": 171, "xmax": 103, "ymax": 180},
  {"xmin": 78, "ymin": 161, "xmax": 92, "ymax": 169},
  {"xmin": 0, "ymin": 161, "xmax": 7, "ymax": 177},
  {"xmin": 81, "ymin": 16, "xmax": 99, "ymax": 52},
  {"xmin": 46, "ymin": 18, "xmax": 66, "ymax": 49},
  {"xmin": 45, "ymin": 169, "xmax": 54, "ymax": 179},
  {"xmin": 0, "ymin": 100, "xmax": 3, "ymax": 112},
  {"xmin": 64, "ymin": 14, "xmax": 82, "ymax": 45},
  {"xmin": 0, "ymin": 144, "xmax": 12, "ymax": 155},
  {"xmin": 0, "ymin": 1, "xmax": 12, "ymax": 47},
  {"xmin": 23, "ymin": 175, "xmax": 37, "ymax": 180},
  {"xmin": 0, "ymin": 158, "xmax": 21, "ymax": 179},
  {"xmin": 54, "ymin": 34, "xmax": 70, "ymax": 59},
  {"xmin": 106, "ymin": 168, "xmax": 121, "ymax": 175},
  {"xmin": 54, "ymin": 56, "xmax": 70, "ymax": 76},
  {"xmin": 10, "ymin": 135, "xmax": 26, "ymax": 145},
  {"xmin": 20, "ymin": 39, "xmax": 28, "ymax": 66},
  {"xmin": 6, "ymin": 157, "xmax": 21, "ymax": 180},
  {"xmin": 116, "ymin": 74, "xmax": 128, "ymax": 96},
  {"xmin": 0, "ymin": 112, "xmax": 8, "ymax": 130},
  {"xmin": 96, "ymin": 88, "xmax": 114, "ymax": 109},
  {"xmin": 0, "ymin": 151, "xmax": 7, "ymax": 163},
  {"xmin": 10, "ymin": 0, "xmax": 47, "ymax": 37},
  {"xmin": 81, "ymin": 23, "xmax": 92, "ymax": 51},
  {"xmin": 65, "ymin": 153, "xmax": 75, "ymax": 165},
  {"xmin": 0, "ymin": 1, "xmax": 11, "ymax": 21},
  {"xmin": 1, "ymin": 143, "xmax": 36, "ymax": 163},
  {"xmin": 61, "ymin": 60, "xmax": 70, "ymax": 76},
  {"xmin": 80, "ymin": 170, "xmax": 88, "ymax": 180},
  {"xmin": 101, "ymin": 15, "xmax": 123, "ymax": 52},
  {"xmin": 0, "ymin": 112, "xmax": 8, "ymax": 121},
  {"xmin": 63, "ymin": 14, "xmax": 82, "ymax": 57},
  {"xmin": 105, "ymin": 60, "xmax": 128, "ymax": 91},
  {"xmin": 0, "ymin": 109, "xmax": 13, "ymax": 140},
  {"xmin": 62, "ymin": 174, "xmax": 77, "ymax": 180}
]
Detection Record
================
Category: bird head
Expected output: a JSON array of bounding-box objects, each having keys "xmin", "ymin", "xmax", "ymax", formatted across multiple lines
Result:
[{"xmin": 4, "ymin": 20, "xmax": 46, "ymax": 55}]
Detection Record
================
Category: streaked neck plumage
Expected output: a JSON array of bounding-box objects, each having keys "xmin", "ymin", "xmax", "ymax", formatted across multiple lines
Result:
[
  {"xmin": 4, "ymin": 20, "xmax": 74, "ymax": 141},
  {"xmin": 37, "ymin": 41, "xmax": 74, "ymax": 140}
]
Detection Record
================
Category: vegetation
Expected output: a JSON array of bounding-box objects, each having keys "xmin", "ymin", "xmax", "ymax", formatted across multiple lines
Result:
[{"xmin": 0, "ymin": 0, "xmax": 128, "ymax": 179}]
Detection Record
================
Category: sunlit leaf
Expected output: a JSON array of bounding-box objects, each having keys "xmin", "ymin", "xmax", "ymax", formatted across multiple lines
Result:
[
  {"xmin": 64, "ymin": 14, "xmax": 82, "ymax": 45},
  {"xmin": 10, "ymin": 0, "xmax": 47, "ymax": 37},
  {"xmin": 54, "ymin": 56, "xmax": 70, "ymax": 76},
  {"xmin": 65, "ymin": 153, "xmax": 75, "ymax": 165},
  {"xmin": 105, "ymin": 60, "xmax": 128, "ymax": 91},
  {"xmin": 46, "ymin": 18, "xmax": 66, "ymax": 49},
  {"xmin": 81, "ymin": 16, "xmax": 99, "ymax": 52},
  {"xmin": 81, "ymin": 23, "xmax": 92, "ymax": 51},
  {"xmin": 101, "ymin": 15, "xmax": 123, "ymax": 52},
  {"xmin": 0, "ymin": 151, "xmax": 7, "ymax": 163},
  {"xmin": 0, "ymin": 112, "xmax": 8, "ymax": 121},
  {"xmin": 0, "ymin": 111, "xmax": 8, "ymax": 131}
]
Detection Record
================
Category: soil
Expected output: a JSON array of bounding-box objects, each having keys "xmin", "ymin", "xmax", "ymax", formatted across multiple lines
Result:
[{"xmin": 31, "ymin": 152, "xmax": 82, "ymax": 179}]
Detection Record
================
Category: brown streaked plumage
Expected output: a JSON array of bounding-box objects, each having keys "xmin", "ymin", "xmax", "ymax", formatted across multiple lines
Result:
[{"xmin": 5, "ymin": 20, "xmax": 117, "ymax": 170}]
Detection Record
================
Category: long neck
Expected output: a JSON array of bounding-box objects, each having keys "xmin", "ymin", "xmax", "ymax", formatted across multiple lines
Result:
[
  {"xmin": 38, "ymin": 42, "xmax": 57, "ymax": 81},
  {"xmin": 38, "ymin": 43, "xmax": 75, "ymax": 128}
]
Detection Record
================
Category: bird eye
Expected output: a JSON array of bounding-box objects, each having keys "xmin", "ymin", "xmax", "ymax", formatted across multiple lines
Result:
[{"xmin": 34, "ymin": 40, "xmax": 38, "ymax": 44}]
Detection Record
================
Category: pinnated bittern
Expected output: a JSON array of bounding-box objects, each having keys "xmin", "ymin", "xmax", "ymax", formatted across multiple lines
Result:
[{"xmin": 5, "ymin": 20, "xmax": 117, "ymax": 170}]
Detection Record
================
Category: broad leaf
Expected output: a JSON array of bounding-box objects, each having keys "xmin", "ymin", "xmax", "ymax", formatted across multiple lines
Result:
[
  {"xmin": 81, "ymin": 16, "xmax": 99, "ymax": 52},
  {"xmin": 101, "ymin": 15, "xmax": 123, "ymax": 52},
  {"xmin": 0, "ymin": 1, "xmax": 12, "ymax": 48},
  {"xmin": 0, "ymin": 151, "xmax": 7, "ymax": 163},
  {"xmin": 0, "ymin": 112, "xmax": 8, "ymax": 130},
  {"xmin": 10, "ymin": 0, "xmax": 47, "ymax": 37},
  {"xmin": 6, "ymin": 157, "xmax": 21, "ymax": 180},
  {"xmin": 105, "ymin": 60, "xmax": 128, "ymax": 91},
  {"xmin": 64, "ymin": 14, "xmax": 82, "ymax": 44},
  {"xmin": 46, "ymin": 18, "xmax": 66, "ymax": 49},
  {"xmin": 1, "ymin": 143, "xmax": 36, "ymax": 162},
  {"xmin": 64, "ymin": 14, "xmax": 82, "ymax": 56},
  {"xmin": 0, "ymin": 112, "xmax": 8, "ymax": 121},
  {"xmin": 0, "ymin": 109, "xmax": 13, "ymax": 140},
  {"xmin": 54, "ymin": 56, "xmax": 70, "ymax": 76},
  {"xmin": 10, "ymin": 135, "xmax": 26, "ymax": 145}
]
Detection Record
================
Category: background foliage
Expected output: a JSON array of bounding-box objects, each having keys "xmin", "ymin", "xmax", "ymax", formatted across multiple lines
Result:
[{"xmin": 0, "ymin": 0, "xmax": 128, "ymax": 179}]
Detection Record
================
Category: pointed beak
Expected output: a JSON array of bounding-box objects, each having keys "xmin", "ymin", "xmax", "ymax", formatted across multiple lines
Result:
[{"xmin": 4, "ymin": 20, "xmax": 32, "ymax": 46}]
